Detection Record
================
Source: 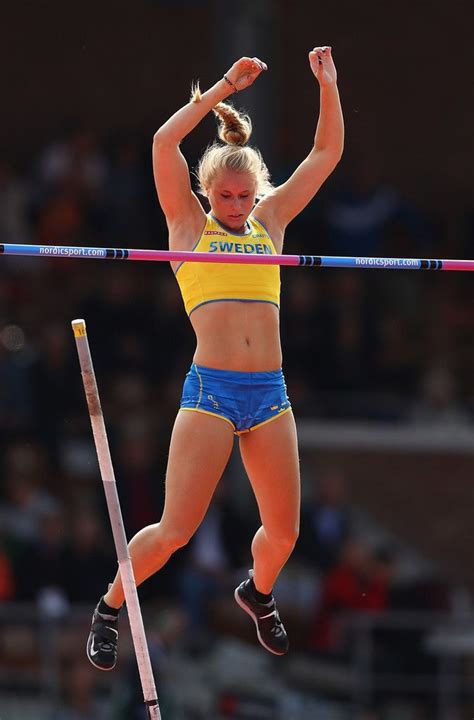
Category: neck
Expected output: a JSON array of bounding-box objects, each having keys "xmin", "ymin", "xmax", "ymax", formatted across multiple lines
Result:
[{"xmin": 211, "ymin": 214, "xmax": 251, "ymax": 235}]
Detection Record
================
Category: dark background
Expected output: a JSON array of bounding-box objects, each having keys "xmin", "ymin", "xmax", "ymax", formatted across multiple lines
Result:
[
  {"xmin": 0, "ymin": 1, "xmax": 473, "ymax": 718},
  {"xmin": 1, "ymin": 0, "xmax": 472, "ymax": 206}
]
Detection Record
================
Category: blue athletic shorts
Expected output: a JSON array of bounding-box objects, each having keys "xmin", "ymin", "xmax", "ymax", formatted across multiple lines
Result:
[{"xmin": 180, "ymin": 363, "xmax": 292, "ymax": 434}]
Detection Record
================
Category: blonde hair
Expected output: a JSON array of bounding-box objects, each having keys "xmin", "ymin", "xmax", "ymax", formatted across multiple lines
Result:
[{"xmin": 190, "ymin": 82, "xmax": 273, "ymax": 199}]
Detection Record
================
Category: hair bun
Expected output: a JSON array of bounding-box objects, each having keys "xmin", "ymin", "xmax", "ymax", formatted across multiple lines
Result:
[
  {"xmin": 213, "ymin": 102, "xmax": 252, "ymax": 146},
  {"xmin": 222, "ymin": 125, "xmax": 247, "ymax": 146}
]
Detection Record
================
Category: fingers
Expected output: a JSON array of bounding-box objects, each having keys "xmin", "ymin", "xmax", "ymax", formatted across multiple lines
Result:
[
  {"xmin": 239, "ymin": 56, "xmax": 268, "ymax": 73},
  {"xmin": 251, "ymin": 57, "xmax": 268, "ymax": 72},
  {"xmin": 309, "ymin": 46, "xmax": 332, "ymax": 65},
  {"xmin": 226, "ymin": 56, "xmax": 268, "ymax": 91},
  {"xmin": 309, "ymin": 46, "xmax": 337, "ymax": 86}
]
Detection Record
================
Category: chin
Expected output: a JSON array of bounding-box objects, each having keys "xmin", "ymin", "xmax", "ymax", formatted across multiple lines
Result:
[{"xmin": 228, "ymin": 216, "xmax": 245, "ymax": 226}]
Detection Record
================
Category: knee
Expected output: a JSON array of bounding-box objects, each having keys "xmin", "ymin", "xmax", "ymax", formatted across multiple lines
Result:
[
  {"xmin": 156, "ymin": 525, "xmax": 193, "ymax": 553},
  {"xmin": 285, "ymin": 526, "xmax": 300, "ymax": 552},
  {"xmin": 166, "ymin": 530, "xmax": 193, "ymax": 552},
  {"xmin": 266, "ymin": 525, "xmax": 299, "ymax": 554}
]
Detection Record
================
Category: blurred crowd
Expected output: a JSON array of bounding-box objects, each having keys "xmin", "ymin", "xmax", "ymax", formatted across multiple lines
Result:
[{"xmin": 0, "ymin": 125, "xmax": 472, "ymax": 717}]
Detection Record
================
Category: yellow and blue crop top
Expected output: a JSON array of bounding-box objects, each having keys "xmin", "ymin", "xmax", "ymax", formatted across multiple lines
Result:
[{"xmin": 175, "ymin": 214, "xmax": 280, "ymax": 316}]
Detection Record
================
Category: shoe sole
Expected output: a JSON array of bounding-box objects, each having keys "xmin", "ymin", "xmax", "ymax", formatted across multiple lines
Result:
[
  {"xmin": 234, "ymin": 587, "xmax": 287, "ymax": 656},
  {"xmin": 86, "ymin": 634, "xmax": 116, "ymax": 672}
]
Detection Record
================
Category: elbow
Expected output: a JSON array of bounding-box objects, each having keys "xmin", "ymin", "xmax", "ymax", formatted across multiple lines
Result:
[
  {"xmin": 338, "ymin": 137, "xmax": 345, "ymax": 162},
  {"xmin": 327, "ymin": 142, "xmax": 344, "ymax": 173},
  {"xmin": 313, "ymin": 144, "xmax": 344, "ymax": 175},
  {"xmin": 328, "ymin": 137, "xmax": 344, "ymax": 167},
  {"xmin": 334, "ymin": 143, "xmax": 344, "ymax": 167},
  {"xmin": 153, "ymin": 128, "xmax": 167, "ymax": 146},
  {"xmin": 313, "ymin": 137, "xmax": 344, "ymax": 159},
  {"xmin": 153, "ymin": 128, "xmax": 177, "ymax": 148}
]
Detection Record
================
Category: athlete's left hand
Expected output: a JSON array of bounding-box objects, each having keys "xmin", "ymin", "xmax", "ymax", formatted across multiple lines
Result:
[{"xmin": 309, "ymin": 46, "xmax": 337, "ymax": 86}]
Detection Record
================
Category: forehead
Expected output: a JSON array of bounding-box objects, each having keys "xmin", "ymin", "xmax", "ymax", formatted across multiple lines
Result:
[{"xmin": 212, "ymin": 169, "xmax": 256, "ymax": 192}]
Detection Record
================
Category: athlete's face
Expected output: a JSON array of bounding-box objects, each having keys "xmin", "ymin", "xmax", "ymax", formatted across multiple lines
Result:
[{"xmin": 207, "ymin": 169, "xmax": 257, "ymax": 232}]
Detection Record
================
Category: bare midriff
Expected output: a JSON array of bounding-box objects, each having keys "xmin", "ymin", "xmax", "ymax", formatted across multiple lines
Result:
[{"xmin": 189, "ymin": 300, "xmax": 282, "ymax": 372}]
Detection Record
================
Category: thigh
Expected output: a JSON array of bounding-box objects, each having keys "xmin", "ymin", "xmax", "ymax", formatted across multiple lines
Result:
[
  {"xmin": 160, "ymin": 410, "xmax": 235, "ymax": 537},
  {"xmin": 239, "ymin": 411, "xmax": 300, "ymax": 535}
]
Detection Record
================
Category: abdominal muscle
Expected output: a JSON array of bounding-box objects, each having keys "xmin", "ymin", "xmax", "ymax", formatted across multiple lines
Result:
[{"xmin": 189, "ymin": 300, "xmax": 283, "ymax": 372}]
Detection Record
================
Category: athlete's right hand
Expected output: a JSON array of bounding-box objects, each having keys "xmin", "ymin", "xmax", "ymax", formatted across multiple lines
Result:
[{"xmin": 225, "ymin": 57, "xmax": 267, "ymax": 92}]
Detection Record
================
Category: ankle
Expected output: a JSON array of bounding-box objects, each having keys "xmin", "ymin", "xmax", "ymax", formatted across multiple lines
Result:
[
  {"xmin": 248, "ymin": 577, "xmax": 273, "ymax": 604},
  {"xmin": 98, "ymin": 596, "xmax": 121, "ymax": 617}
]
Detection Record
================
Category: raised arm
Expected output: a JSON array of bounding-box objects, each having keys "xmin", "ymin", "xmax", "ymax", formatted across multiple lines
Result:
[
  {"xmin": 256, "ymin": 47, "xmax": 344, "ymax": 231},
  {"xmin": 152, "ymin": 57, "xmax": 267, "ymax": 227}
]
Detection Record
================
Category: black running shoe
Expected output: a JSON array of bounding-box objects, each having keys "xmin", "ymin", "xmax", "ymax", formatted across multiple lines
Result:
[
  {"xmin": 234, "ymin": 572, "xmax": 289, "ymax": 656},
  {"xmin": 86, "ymin": 602, "xmax": 119, "ymax": 671}
]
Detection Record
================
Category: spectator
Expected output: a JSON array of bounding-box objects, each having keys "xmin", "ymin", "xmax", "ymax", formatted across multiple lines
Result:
[
  {"xmin": 0, "ymin": 539, "xmax": 15, "ymax": 600},
  {"xmin": 323, "ymin": 153, "xmax": 428, "ymax": 258},
  {"xmin": 308, "ymin": 538, "xmax": 396, "ymax": 657},
  {"xmin": 30, "ymin": 321, "xmax": 80, "ymax": 456},
  {"xmin": 280, "ymin": 271, "xmax": 328, "ymax": 412},
  {"xmin": 54, "ymin": 660, "xmax": 109, "ymax": 720},
  {"xmin": 112, "ymin": 421, "xmax": 166, "ymax": 538},
  {"xmin": 61, "ymin": 506, "xmax": 117, "ymax": 604},
  {"xmin": 297, "ymin": 466, "xmax": 352, "ymax": 574},
  {"xmin": 114, "ymin": 608, "xmax": 184, "ymax": 720},
  {"xmin": 103, "ymin": 138, "xmax": 150, "ymax": 246},
  {"xmin": 0, "ymin": 326, "xmax": 34, "ymax": 433},
  {"xmin": 0, "ymin": 468, "xmax": 59, "ymax": 548},
  {"xmin": 0, "ymin": 162, "xmax": 30, "ymax": 245},
  {"xmin": 36, "ymin": 126, "xmax": 108, "ymax": 199},
  {"xmin": 35, "ymin": 176, "xmax": 86, "ymax": 247},
  {"xmin": 411, "ymin": 362, "xmax": 470, "ymax": 425},
  {"xmin": 318, "ymin": 272, "xmax": 377, "ymax": 405},
  {"xmin": 13, "ymin": 503, "xmax": 68, "ymax": 603},
  {"xmin": 177, "ymin": 481, "xmax": 251, "ymax": 633}
]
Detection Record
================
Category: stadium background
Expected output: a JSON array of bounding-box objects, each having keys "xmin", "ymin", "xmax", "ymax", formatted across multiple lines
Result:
[{"xmin": 0, "ymin": 1, "xmax": 473, "ymax": 718}]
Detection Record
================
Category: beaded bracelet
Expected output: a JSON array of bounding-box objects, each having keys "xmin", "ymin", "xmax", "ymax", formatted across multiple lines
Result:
[{"xmin": 223, "ymin": 74, "xmax": 238, "ymax": 93}]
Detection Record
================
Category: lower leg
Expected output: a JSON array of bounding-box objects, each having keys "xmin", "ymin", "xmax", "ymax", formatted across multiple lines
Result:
[
  {"xmin": 102, "ymin": 412, "xmax": 235, "ymax": 611},
  {"xmin": 250, "ymin": 526, "xmax": 296, "ymax": 595},
  {"xmin": 103, "ymin": 523, "xmax": 179, "ymax": 609}
]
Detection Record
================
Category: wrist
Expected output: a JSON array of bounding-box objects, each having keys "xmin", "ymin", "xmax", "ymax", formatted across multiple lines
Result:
[
  {"xmin": 318, "ymin": 79, "xmax": 338, "ymax": 90},
  {"xmin": 223, "ymin": 74, "xmax": 238, "ymax": 94},
  {"xmin": 212, "ymin": 76, "xmax": 235, "ymax": 101},
  {"xmin": 200, "ymin": 78, "xmax": 234, "ymax": 106}
]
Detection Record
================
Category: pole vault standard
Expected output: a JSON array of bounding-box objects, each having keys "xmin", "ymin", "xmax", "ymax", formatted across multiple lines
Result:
[
  {"xmin": 1, "ymin": 242, "xmax": 474, "ymax": 271},
  {"xmin": 72, "ymin": 319, "xmax": 161, "ymax": 720}
]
